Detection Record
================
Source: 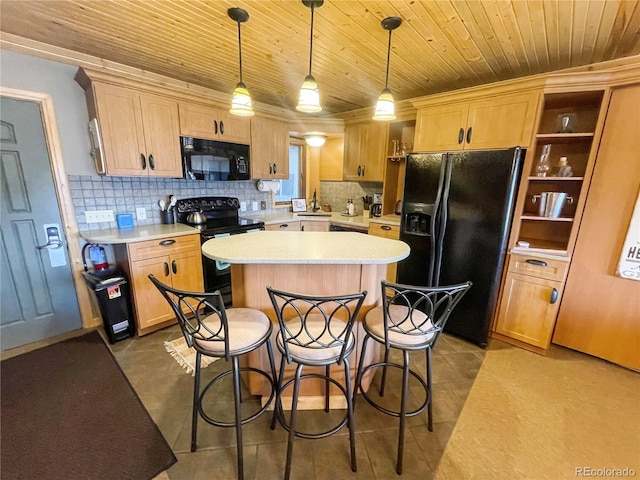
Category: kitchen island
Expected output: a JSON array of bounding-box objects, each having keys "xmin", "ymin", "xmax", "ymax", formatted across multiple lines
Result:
[{"xmin": 202, "ymin": 231, "xmax": 410, "ymax": 408}]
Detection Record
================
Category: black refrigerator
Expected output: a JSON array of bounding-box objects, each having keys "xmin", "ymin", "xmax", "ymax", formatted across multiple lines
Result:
[{"xmin": 397, "ymin": 147, "xmax": 524, "ymax": 347}]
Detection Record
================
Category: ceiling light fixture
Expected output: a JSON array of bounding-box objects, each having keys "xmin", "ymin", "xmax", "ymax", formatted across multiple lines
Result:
[
  {"xmin": 228, "ymin": 7, "xmax": 254, "ymax": 117},
  {"xmin": 373, "ymin": 17, "xmax": 402, "ymax": 121},
  {"xmin": 297, "ymin": 0, "xmax": 324, "ymax": 113},
  {"xmin": 304, "ymin": 134, "xmax": 327, "ymax": 147}
]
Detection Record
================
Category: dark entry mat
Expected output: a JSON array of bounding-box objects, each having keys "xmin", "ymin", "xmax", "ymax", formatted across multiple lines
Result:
[{"xmin": 1, "ymin": 330, "xmax": 176, "ymax": 479}]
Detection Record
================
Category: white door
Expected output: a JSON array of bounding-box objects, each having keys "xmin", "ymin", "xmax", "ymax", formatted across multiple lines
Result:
[{"xmin": 1, "ymin": 96, "xmax": 82, "ymax": 351}]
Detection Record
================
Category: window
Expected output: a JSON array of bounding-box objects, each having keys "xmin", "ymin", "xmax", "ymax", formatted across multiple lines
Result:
[{"xmin": 275, "ymin": 139, "xmax": 306, "ymax": 204}]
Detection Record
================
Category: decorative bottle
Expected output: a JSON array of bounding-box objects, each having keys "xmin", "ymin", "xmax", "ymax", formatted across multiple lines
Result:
[
  {"xmin": 347, "ymin": 199, "xmax": 355, "ymax": 216},
  {"xmin": 551, "ymin": 156, "xmax": 573, "ymax": 177},
  {"xmin": 535, "ymin": 144, "xmax": 552, "ymax": 177}
]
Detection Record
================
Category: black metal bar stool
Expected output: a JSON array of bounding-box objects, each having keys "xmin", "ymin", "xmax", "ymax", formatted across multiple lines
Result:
[
  {"xmin": 354, "ymin": 280, "xmax": 471, "ymax": 475},
  {"xmin": 149, "ymin": 274, "xmax": 276, "ymax": 480},
  {"xmin": 266, "ymin": 286, "xmax": 367, "ymax": 480}
]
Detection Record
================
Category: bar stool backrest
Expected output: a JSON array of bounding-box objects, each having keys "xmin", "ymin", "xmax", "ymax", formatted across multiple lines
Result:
[
  {"xmin": 266, "ymin": 287, "xmax": 367, "ymax": 366},
  {"xmin": 148, "ymin": 274, "xmax": 232, "ymax": 360},
  {"xmin": 381, "ymin": 280, "xmax": 472, "ymax": 349}
]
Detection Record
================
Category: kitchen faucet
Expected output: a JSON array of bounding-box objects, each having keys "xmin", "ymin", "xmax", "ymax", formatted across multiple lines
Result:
[{"xmin": 311, "ymin": 188, "xmax": 320, "ymax": 212}]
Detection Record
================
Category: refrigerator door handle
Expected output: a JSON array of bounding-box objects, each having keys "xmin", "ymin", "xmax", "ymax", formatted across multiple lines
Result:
[{"xmin": 429, "ymin": 154, "xmax": 452, "ymax": 287}]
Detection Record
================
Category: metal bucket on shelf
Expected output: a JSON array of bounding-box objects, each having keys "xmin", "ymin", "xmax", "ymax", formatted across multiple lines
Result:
[{"xmin": 532, "ymin": 192, "xmax": 574, "ymax": 218}]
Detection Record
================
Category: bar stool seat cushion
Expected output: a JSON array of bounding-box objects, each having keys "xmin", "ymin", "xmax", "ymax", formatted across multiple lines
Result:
[
  {"xmin": 278, "ymin": 315, "xmax": 354, "ymax": 362},
  {"xmin": 364, "ymin": 305, "xmax": 436, "ymax": 346},
  {"xmin": 195, "ymin": 308, "xmax": 271, "ymax": 355}
]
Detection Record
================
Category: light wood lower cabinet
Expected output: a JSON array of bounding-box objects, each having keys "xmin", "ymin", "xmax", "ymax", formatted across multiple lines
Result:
[
  {"xmin": 368, "ymin": 222, "xmax": 400, "ymax": 283},
  {"xmin": 265, "ymin": 221, "xmax": 300, "ymax": 231},
  {"xmin": 492, "ymin": 253, "xmax": 568, "ymax": 354},
  {"xmin": 300, "ymin": 220, "xmax": 330, "ymax": 232},
  {"xmin": 115, "ymin": 234, "xmax": 203, "ymax": 336}
]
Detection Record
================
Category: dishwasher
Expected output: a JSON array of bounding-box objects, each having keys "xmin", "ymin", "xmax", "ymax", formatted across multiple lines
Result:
[{"xmin": 329, "ymin": 224, "xmax": 368, "ymax": 234}]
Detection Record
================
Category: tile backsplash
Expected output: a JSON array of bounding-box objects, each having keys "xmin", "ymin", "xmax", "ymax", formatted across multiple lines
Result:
[
  {"xmin": 71, "ymin": 175, "xmax": 383, "ymax": 230},
  {"xmin": 70, "ymin": 175, "xmax": 276, "ymax": 230},
  {"xmin": 319, "ymin": 181, "xmax": 383, "ymax": 214}
]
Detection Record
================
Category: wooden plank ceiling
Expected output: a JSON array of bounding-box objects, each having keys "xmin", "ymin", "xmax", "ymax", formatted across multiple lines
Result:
[{"xmin": 1, "ymin": 0, "xmax": 639, "ymax": 114}]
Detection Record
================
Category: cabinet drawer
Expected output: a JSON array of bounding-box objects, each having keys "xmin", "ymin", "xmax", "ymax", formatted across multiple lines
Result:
[
  {"xmin": 127, "ymin": 234, "xmax": 201, "ymax": 262},
  {"xmin": 507, "ymin": 253, "xmax": 569, "ymax": 282},
  {"xmin": 265, "ymin": 221, "xmax": 300, "ymax": 231},
  {"xmin": 368, "ymin": 223, "xmax": 400, "ymax": 239}
]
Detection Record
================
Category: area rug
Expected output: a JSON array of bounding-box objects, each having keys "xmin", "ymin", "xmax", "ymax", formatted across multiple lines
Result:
[
  {"xmin": 434, "ymin": 346, "xmax": 640, "ymax": 479},
  {"xmin": 164, "ymin": 336, "xmax": 218, "ymax": 375},
  {"xmin": 1, "ymin": 330, "xmax": 177, "ymax": 480}
]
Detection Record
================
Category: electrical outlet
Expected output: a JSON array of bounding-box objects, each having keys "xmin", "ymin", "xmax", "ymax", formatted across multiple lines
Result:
[
  {"xmin": 136, "ymin": 207, "xmax": 147, "ymax": 220},
  {"xmin": 85, "ymin": 210, "xmax": 115, "ymax": 224},
  {"xmin": 260, "ymin": 201, "xmax": 267, "ymax": 210},
  {"xmin": 240, "ymin": 201, "xmax": 247, "ymax": 212},
  {"xmin": 252, "ymin": 201, "xmax": 259, "ymax": 211}
]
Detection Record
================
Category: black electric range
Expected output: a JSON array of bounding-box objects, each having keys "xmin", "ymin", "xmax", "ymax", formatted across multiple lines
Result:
[{"xmin": 175, "ymin": 196, "xmax": 264, "ymax": 304}]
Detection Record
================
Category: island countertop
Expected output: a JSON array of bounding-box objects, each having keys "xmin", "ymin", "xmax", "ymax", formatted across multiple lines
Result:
[{"xmin": 202, "ymin": 231, "xmax": 410, "ymax": 264}]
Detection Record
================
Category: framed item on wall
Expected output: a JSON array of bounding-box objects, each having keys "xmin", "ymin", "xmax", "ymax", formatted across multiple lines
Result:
[{"xmin": 291, "ymin": 198, "xmax": 307, "ymax": 213}]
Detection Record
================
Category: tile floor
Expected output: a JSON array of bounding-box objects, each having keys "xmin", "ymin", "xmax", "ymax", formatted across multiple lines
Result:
[{"xmin": 109, "ymin": 326, "xmax": 487, "ymax": 480}]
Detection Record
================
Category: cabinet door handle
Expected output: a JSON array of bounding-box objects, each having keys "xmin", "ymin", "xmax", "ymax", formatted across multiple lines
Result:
[
  {"xmin": 164, "ymin": 262, "xmax": 169, "ymax": 276},
  {"xmin": 280, "ymin": 224, "xmax": 289, "ymax": 228},
  {"xmin": 362, "ymin": 165, "xmax": 365, "ymax": 176},
  {"xmin": 172, "ymin": 260, "xmax": 177, "ymax": 274},
  {"xmin": 466, "ymin": 127, "xmax": 473, "ymax": 143},
  {"xmin": 381, "ymin": 225, "xmax": 392, "ymax": 231},
  {"xmin": 159, "ymin": 239, "xmax": 176, "ymax": 246},
  {"xmin": 269, "ymin": 163, "xmax": 273, "ymax": 175},
  {"xmin": 220, "ymin": 121, "xmax": 224, "ymax": 135},
  {"xmin": 273, "ymin": 163, "xmax": 277, "ymax": 174},
  {"xmin": 458, "ymin": 128, "xmax": 464, "ymax": 144},
  {"xmin": 141, "ymin": 154, "xmax": 146, "ymax": 170},
  {"xmin": 525, "ymin": 259, "xmax": 548, "ymax": 267},
  {"xmin": 148, "ymin": 154, "xmax": 155, "ymax": 170},
  {"xmin": 550, "ymin": 287, "xmax": 558, "ymax": 304},
  {"xmin": 301, "ymin": 225, "xmax": 304, "ymax": 231},
  {"xmin": 357, "ymin": 165, "xmax": 362, "ymax": 176}
]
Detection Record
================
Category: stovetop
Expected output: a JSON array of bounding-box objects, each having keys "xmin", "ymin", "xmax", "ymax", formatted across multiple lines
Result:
[{"xmin": 175, "ymin": 196, "xmax": 264, "ymax": 235}]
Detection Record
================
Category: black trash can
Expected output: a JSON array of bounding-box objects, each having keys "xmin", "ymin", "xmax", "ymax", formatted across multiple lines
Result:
[{"xmin": 82, "ymin": 269, "xmax": 135, "ymax": 344}]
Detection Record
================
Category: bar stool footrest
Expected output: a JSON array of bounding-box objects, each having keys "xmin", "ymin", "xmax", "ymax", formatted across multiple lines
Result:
[{"xmin": 357, "ymin": 361, "xmax": 429, "ymax": 418}]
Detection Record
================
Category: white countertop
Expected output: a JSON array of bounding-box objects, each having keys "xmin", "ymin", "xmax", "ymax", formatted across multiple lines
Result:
[
  {"xmin": 248, "ymin": 211, "xmax": 401, "ymax": 230},
  {"xmin": 80, "ymin": 223, "xmax": 200, "ymax": 244},
  {"xmin": 201, "ymin": 231, "xmax": 410, "ymax": 264}
]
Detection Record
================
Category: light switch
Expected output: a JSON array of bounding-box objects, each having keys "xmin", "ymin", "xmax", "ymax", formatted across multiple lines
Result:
[
  {"xmin": 240, "ymin": 201, "xmax": 247, "ymax": 212},
  {"xmin": 252, "ymin": 201, "xmax": 259, "ymax": 211}
]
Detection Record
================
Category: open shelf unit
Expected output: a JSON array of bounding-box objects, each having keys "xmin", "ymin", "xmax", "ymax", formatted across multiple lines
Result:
[
  {"xmin": 381, "ymin": 120, "xmax": 415, "ymax": 216},
  {"xmin": 512, "ymin": 90, "xmax": 606, "ymax": 256}
]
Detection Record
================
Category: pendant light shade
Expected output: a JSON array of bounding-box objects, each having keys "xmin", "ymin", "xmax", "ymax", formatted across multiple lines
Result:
[
  {"xmin": 373, "ymin": 17, "xmax": 402, "ymax": 121},
  {"xmin": 297, "ymin": 0, "xmax": 324, "ymax": 113},
  {"xmin": 228, "ymin": 7, "xmax": 254, "ymax": 117}
]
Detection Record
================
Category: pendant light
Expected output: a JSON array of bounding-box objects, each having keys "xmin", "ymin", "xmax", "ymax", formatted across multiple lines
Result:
[
  {"xmin": 228, "ymin": 7, "xmax": 254, "ymax": 117},
  {"xmin": 297, "ymin": 0, "xmax": 323, "ymax": 113},
  {"xmin": 373, "ymin": 17, "xmax": 402, "ymax": 121}
]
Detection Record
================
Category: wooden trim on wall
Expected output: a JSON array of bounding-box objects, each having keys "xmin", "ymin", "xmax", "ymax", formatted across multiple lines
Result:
[{"xmin": 0, "ymin": 86, "xmax": 97, "ymax": 330}]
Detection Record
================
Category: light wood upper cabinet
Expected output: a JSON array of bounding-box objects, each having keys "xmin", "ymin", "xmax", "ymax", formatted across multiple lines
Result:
[
  {"xmin": 414, "ymin": 90, "xmax": 540, "ymax": 151},
  {"xmin": 178, "ymin": 102, "xmax": 251, "ymax": 144},
  {"xmin": 91, "ymin": 83, "xmax": 182, "ymax": 177},
  {"xmin": 343, "ymin": 121, "xmax": 388, "ymax": 181},
  {"xmin": 250, "ymin": 116, "xmax": 290, "ymax": 179}
]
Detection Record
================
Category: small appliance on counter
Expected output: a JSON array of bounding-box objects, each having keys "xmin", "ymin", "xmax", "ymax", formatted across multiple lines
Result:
[{"xmin": 370, "ymin": 192, "xmax": 383, "ymax": 217}]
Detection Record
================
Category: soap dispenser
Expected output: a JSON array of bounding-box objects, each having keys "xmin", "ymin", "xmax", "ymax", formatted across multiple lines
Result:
[{"xmin": 347, "ymin": 199, "xmax": 355, "ymax": 216}]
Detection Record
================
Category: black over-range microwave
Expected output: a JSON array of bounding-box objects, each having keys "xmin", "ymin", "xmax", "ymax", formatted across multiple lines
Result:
[{"xmin": 181, "ymin": 137, "xmax": 250, "ymax": 181}]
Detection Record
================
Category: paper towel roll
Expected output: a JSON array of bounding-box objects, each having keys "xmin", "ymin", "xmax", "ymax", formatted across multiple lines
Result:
[{"xmin": 257, "ymin": 179, "xmax": 281, "ymax": 193}]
